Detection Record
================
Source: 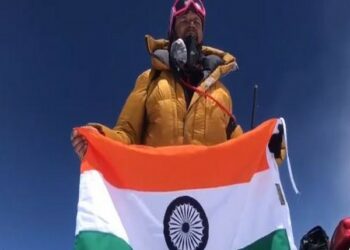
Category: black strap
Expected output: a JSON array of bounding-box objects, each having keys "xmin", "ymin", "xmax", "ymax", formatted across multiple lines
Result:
[{"xmin": 226, "ymin": 117, "xmax": 237, "ymax": 139}]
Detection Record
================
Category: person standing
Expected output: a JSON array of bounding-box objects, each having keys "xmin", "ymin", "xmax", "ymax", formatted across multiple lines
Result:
[{"xmin": 72, "ymin": 0, "xmax": 246, "ymax": 159}]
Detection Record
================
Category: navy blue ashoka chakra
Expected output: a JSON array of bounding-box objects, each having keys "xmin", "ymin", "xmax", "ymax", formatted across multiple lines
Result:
[{"xmin": 163, "ymin": 196, "xmax": 209, "ymax": 250}]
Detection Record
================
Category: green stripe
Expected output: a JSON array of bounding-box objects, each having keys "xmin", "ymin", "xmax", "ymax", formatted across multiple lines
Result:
[
  {"xmin": 75, "ymin": 231, "xmax": 132, "ymax": 250},
  {"xmin": 240, "ymin": 229, "xmax": 291, "ymax": 250}
]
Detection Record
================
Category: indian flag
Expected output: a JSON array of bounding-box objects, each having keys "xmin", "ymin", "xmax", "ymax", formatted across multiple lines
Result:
[{"xmin": 74, "ymin": 119, "xmax": 296, "ymax": 250}]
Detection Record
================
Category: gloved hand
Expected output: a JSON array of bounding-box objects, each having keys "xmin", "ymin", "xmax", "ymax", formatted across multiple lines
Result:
[
  {"xmin": 170, "ymin": 38, "xmax": 187, "ymax": 71},
  {"xmin": 268, "ymin": 124, "xmax": 284, "ymax": 159},
  {"xmin": 170, "ymin": 36, "xmax": 201, "ymax": 72}
]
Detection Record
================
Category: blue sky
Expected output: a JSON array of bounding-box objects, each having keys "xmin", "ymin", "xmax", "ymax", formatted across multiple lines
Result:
[{"xmin": 1, "ymin": 0, "xmax": 349, "ymax": 249}]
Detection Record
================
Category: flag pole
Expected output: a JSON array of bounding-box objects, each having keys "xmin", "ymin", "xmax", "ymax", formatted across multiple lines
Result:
[{"xmin": 250, "ymin": 84, "xmax": 258, "ymax": 129}]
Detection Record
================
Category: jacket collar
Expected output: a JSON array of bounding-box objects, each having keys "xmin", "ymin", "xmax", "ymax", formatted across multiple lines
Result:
[{"xmin": 144, "ymin": 34, "xmax": 238, "ymax": 89}]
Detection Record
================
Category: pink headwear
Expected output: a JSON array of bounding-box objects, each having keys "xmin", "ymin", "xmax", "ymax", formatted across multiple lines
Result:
[{"xmin": 169, "ymin": 0, "xmax": 206, "ymax": 36}]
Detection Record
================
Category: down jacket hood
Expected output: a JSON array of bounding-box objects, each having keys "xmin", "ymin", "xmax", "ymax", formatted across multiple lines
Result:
[{"xmin": 144, "ymin": 35, "xmax": 238, "ymax": 90}]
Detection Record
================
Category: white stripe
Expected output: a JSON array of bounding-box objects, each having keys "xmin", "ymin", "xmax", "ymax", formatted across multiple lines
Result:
[
  {"xmin": 75, "ymin": 152, "xmax": 296, "ymax": 250},
  {"xmin": 266, "ymin": 146, "xmax": 297, "ymax": 250},
  {"xmin": 75, "ymin": 170, "xmax": 129, "ymax": 243}
]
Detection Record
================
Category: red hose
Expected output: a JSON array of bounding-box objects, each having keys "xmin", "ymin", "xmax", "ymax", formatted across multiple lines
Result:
[{"xmin": 181, "ymin": 79, "xmax": 237, "ymax": 123}]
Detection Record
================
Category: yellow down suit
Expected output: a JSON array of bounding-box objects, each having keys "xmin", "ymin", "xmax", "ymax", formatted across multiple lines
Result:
[{"xmin": 96, "ymin": 35, "xmax": 244, "ymax": 147}]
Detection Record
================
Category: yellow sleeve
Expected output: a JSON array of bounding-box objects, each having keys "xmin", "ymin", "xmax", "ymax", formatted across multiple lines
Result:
[{"xmin": 99, "ymin": 70, "xmax": 151, "ymax": 144}]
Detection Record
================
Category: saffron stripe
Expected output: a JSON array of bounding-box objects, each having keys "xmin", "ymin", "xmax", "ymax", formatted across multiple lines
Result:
[{"xmin": 76, "ymin": 119, "xmax": 277, "ymax": 191}]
